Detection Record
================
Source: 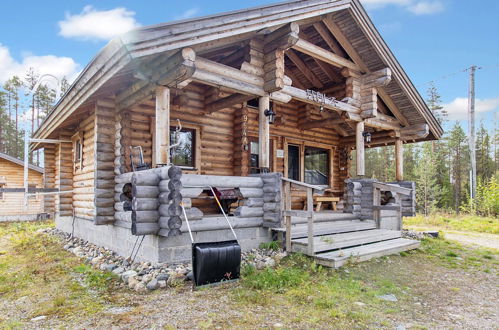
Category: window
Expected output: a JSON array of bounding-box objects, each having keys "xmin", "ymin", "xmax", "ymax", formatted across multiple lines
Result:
[
  {"xmin": 287, "ymin": 145, "xmax": 300, "ymax": 181},
  {"xmin": 304, "ymin": 147, "xmax": 329, "ymax": 185},
  {"xmin": 72, "ymin": 132, "xmax": 83, "ymax": 172},
  {"xmin": 248, "ymin": 138, "xmax": 274, "ymax": 174},
  {"xmin": 170, "ymin": 128, "xmax": 195, "ymax": 168}
]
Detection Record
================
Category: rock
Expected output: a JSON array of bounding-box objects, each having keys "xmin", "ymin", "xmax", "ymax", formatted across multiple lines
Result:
[
  {"xmin": 142, "ymin": 274, "xmax": 153, "ymax": 284},
  {"xmin": 128, "ymin": 277, "xmax": 139, "ymax": 289},
  {"xmin": 121, "ymin": 270, "xmax": 138, "ymax": 283},
  {"xmin": 91, "ymin": 257, "xmax": 102, "ymax": 266},
  {"xmin": 354, "ymin": 302, "xmax": 366, "ymax": 306},
  {"xmin": 378, "ymin": 294, "xmax": 398, "ymax": 302},
  {"xmin": 265, "ymin": 258, "xmax": 276, "ymax": 268},
  {"xmin": 135, "ymin": 282, "xmax": 148, "ymax": 293},
  {"xmin": 396, "ymin": 325, "xmax": 406, "ymax": 330},
  {"xmin": 273, "ymin": 322, "xmax": 284, "ymax": 328},
  {"xmin": 186, "ymin": 271, "xmax": 194, "ymax": 281},
  {"xmin": 31, "ymin": 315, "xmax": 47, "ymax": 322},
  {"xmin": 104, "ymin": 264, "xmax": 117, "ymax": 272},
  {"xmin": 158, "ymin": 280, "xmax": 167, "ymax": 288},
  {"xmin": 167, "ymin": 273, "xmax": 186, "ymax": 287},
  {"xmin": 256, "ymin": 261, "xmax": 265, "ymax": 270},
  {"xmin": 146, "ymin": 279, "xmax": 159, "ymax": 291},
  {"xmin": 156, "ymin": 274, "xmax": 170, "ymax": 282},
  {"xmin": 112, "ymin": 267, "xmax": 125, "ymax": 275}
]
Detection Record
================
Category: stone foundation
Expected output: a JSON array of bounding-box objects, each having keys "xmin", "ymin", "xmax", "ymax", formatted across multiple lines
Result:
[{"xmin": 56, "ymin": 215, "xmax": 271, "ymax": 263}]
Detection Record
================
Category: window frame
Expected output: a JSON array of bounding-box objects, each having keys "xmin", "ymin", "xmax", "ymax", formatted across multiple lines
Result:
[
  {"xmin": 169, "ymin": 124, "xmax": 201, "ymax": 173},
  {"xmin": 304, "ymin": 146, "xmax": 330, "ymax": 186},
  {"xmin": 72, "ymin": 131, "xmax": 83, "ymax": 172}
]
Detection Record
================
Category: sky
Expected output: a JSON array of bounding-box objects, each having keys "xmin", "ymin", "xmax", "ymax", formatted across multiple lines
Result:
[{"xmin": 1, "ymin": 0, "xmax": 498, "ymax": 132}]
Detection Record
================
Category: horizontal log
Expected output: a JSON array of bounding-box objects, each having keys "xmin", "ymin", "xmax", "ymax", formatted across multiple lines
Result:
[
  {"xmin": 94, "ymin": 216, "xmax": 114, "ymax": 225},
  {"xmin": 131, "ymin": 222, "xmax": 159, "ymax": 236},
  {"xmin": 181, "ymin": 174, "xmax": 263, "ymax": 188},
  {"xmin": 115, "ymin": 201, "xmax": 132, "ymax": 212},
  {"xmin": 132, "ymin": 185, "xmax": 159, "ymax": 198},
  {"xmin": 239, "ymin": 188, "xmax": 264, "ymax": 198},
  {"xmin": 132, "ymin": 210, "xmax": 159, "ymax": 223},
  {"xmin": 234, "ymin": 206, "xmax": 264, "ymax": 218},
  {"xmin": 132, "ymin": 171, "xmax": 161, "ymax": 186},
  {"xmin": 132, "ymin": 198, "xmax": 159, "ymax": 211},
  {"xmin": 244, "ymin": 198, "xmax": 264, "ymax": 207},
  {"xmin": 115, "ymin": 211, "xmax": 132, "ymax": 222}
]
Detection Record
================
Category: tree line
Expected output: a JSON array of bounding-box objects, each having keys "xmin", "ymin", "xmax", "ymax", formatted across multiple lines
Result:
[
  {"xmin": 361, "ymin": 85, "xmax": 498, "ymax": 217},
  {"xmin": 0, "ymin": 69, "xmax": 69, "ymax": 163}
]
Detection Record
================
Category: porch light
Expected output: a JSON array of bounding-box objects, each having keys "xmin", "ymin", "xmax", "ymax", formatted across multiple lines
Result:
[
  {"xmin": 363, "ymin": 132, "xmax": 372, "ymax": 144},
  {"xmin": 264, "ymin": 108, "xmax": 276, "ymax": 124}
]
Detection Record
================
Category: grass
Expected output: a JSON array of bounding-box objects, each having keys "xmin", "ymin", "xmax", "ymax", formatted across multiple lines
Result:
[
  {"xmin": 232, "ymin": 253, "xmax": 409, "ymax": 328},
  {"xmin": 0, "ymin": 221, "xmax": 123, "ymax": 328},
  {"xmin": 404, "ymin": 213, "xmax": 499, "ymax": 234},
  {"xmin": 418, "ymin": 235, "xmax": 498, "ymax": 272}
]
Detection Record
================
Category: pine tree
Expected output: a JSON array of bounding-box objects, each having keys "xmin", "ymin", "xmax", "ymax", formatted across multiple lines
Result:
[
  {"xmin": 476, "ymin": 123, "xmax": 494, "ymax": 182},
  {"xmin": 448, "ymin": 123, "xmax": 469, "ymax": 213},
  {"xmin": 415, "ymin": 142, "xmax": 439, "ymax": 215}
]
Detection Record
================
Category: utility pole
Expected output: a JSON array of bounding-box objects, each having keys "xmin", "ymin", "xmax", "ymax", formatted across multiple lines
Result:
[{"xmin": 468, "ymin": 65, "xmax": 477, "ymax": 200}]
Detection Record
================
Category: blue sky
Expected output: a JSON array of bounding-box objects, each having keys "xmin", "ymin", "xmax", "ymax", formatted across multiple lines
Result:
[{"xmin": 1, "ymin": 0, "xmax": 497, "ymax": 131}]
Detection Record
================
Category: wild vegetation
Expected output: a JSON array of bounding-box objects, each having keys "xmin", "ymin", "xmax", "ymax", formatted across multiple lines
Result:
[{"xmin": 0, "ymin": 221, "xmax": 497, "ymax": 328}]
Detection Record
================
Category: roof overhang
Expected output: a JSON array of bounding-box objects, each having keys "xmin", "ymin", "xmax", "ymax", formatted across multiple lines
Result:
[{"xmin": 33, "ymin": 0, "xmax": 442, "ymax": 142}]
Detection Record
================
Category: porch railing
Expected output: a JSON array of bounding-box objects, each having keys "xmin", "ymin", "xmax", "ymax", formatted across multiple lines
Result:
[
  {"xmin": 372, "ymin": 182, "xmax": 412, "ymax": 229},
  {"xmin": 281, "ymin": 177, "xmax": 324, "ymax": 256}
]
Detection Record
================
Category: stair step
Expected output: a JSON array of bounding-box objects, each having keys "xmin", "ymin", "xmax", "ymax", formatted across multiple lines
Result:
[
  {"xmin": 292, "ymin": 229, "xmax": 401, "ymax": 253},
  {"xmin": 284, "ymin": 220, "xmax": 376, "ymax": 238},
  {"xmin": 291, "ymin": 212, "xmax": 359, "ymax": 224},
  {"xmin": 314, "ymin": 238, "xmax": 420, "ymax": 268}
]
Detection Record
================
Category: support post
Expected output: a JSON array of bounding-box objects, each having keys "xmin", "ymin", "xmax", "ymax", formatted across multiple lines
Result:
[
  {"xmin": 258, "ymin": 96, "xmax": 270, "ymax": 170},
  {"xmin": 356, "ymin": 121, "xmax": 365, "ymax": 177},
  {"xmin": 24, "ymin": 132, "xmax": 29, "ymax": 208},
  {"xmin": 395, "ymin": 138, "xmax": 403, "ymax": 181},
  {"xmin": 306, "ymin": 187, "xmax": 314, "ymax": 256},
  {"xmin": 155, "ymin": 87, "xmax": 170, "ymax": 166}
]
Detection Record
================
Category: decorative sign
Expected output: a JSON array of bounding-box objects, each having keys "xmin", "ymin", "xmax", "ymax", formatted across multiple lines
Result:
[
  {"xmin": 306, "ymin": 89, "xmax": 337, "ymax": 109},
  {"xmin": 276, "ymin": 149, "xmax": 285, "ymax": 158}
]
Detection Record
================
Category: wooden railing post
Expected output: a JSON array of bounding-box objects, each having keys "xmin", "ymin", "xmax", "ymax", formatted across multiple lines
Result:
[
  {"xmin": 306, "ymin": 187, "xmax": 314, "ymax": 256},
  {"xmin": 284, "ymin": 181, "xmax": 292, "ymax": 252},
  {"xmin": 373, "ymin": 186, "xmax": 381, "ymax": 228}
]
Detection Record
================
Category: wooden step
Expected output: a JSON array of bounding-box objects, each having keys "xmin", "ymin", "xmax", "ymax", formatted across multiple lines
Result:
[
  {"xmin": 273, "ymin": 220, "xmax": 376, "ymax": 238},
  {"xmin": 314, "ymin": 238, "xmax": 420, "ymax": 268},
  {"xmin": 291, "ymin": 212, "xmax": 359, "ymax": 224},
  {"xmin": 292, "ymin": 229, "xmax": 401, "ymax": 254}
]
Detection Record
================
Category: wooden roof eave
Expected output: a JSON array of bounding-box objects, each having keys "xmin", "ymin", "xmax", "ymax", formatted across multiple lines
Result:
[{"xmin": 347, "ymin": 0, "xmax": 443, "ymax": 139}]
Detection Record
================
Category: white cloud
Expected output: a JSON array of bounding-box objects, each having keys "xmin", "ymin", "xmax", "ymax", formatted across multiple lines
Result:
[
  {"xmin": 443, "ymin": 97, "xmax": 499, "ymax": 121},
  {"xmin": 58, "ymin": 5, "xmax": 140, "ymax": 41},
  {"xmin": 408, "ymin": 1, "xmax": 444, "ymax": 14},
  {"xmin": 361, "ymin": 0, "xmax": 444, "ymax": 14},
  {"xmin": 174, "ymin": 7, "xmax": 200, "ymax": 20},
  {"xmin": 0, "ymin": 44, "xmax": 80, "ymax": 86}
]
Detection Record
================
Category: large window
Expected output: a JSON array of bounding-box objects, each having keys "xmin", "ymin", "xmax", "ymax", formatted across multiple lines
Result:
[
  {"xmin": 287, "ymin": 145, "xmax": 300, "ymax": 181},
  {"xmin": 72, "ymin": 132, "xmax": 83, "ymax": 172},
  {"xmin": 304, "ymin": 147, "xmax": 329, "ymax": 185},
  {"xmin": 170, "ymin": 128, "xmax": 195, "ymax": 168},
  {"xmin": 248, "ymin": 138, "xmax": 274, "ymax": 174}
]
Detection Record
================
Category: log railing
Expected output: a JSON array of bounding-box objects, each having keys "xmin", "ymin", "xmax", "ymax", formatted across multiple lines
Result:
[
  {"xmin": 281, "ymin": 177, "xmax": 324, "ymax": 256},
  {"xmin": 372, "ymin": 182, "xmax": 412, "ymax": 229}
]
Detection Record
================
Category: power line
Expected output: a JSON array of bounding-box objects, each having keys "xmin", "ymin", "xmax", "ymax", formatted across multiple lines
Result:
[{"xmin": 417, "ymin": 64, "xmax": 499, "ymax": 88}]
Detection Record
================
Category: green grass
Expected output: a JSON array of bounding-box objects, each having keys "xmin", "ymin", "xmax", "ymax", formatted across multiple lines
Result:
[
  {"xmin": 404, "ymin": 213, "xmax": 499, "ymax": 234},
  {"xmin": 418, "ymin": 236, "xmax": 498, "ymax": 271},
  {"xmin": 0, "ymin": 221, "xmax": 122, "ymax": 327},
  {"xmin": 232, "ymin": 254, "xmax": 408, "ymax": 328},
  {"xmin": 258, "ymin": 240, "xmax": 281, "ymax": 251}
]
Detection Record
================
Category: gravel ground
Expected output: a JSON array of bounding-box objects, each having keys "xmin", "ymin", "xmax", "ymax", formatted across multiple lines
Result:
[{"xmin": 444, "ymin": 231, "xmax": 499, "ymax": 250}]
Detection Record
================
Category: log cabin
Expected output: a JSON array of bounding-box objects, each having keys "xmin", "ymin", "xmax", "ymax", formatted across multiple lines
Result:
[
  {"xmin": 32, "ymin": 0, "xmax": 443, "ymax": 267},
  {"xmin": 0, "ymin": 152, "xmax": 46, "ymax": 221}
]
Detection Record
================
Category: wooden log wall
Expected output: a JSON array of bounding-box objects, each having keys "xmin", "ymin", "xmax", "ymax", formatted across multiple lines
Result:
[
  {"xmin": 56, "ymin": 132, "xmax": 73, "ymax": 217},
  {"xmin": 43, "ymin": 144, "xmax": 56, "ymax": 213},
  {"xmin": 72, "ymin": 111, "xmax": 96, "ymax": 220}
]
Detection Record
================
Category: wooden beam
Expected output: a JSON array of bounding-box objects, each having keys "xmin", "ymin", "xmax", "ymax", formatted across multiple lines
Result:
[
  {"xmin": 285, "ymin": 69, "xmax": 306, "ymax": 89},
  {"xmin": 117, "ymin": 48, "xmax": 196, "ymax": 110},
  {"xmin": 356, "ymin": 121, "xmax": 365, "ymax": 177},
  {"xmin": 292, "ymin": 38, "xmax": 359, "ymax": 71},
  {"xmin": 286, "ymin": 49, "xmax": 323, "ymax": 88},
  {"xmin": 155, "ymin": 87, "xmax": 170, "ymax": 166},
  {"xmin": 312, "ymin": 58, "xmax": 342, "ymax": 83},
  {"xmin": 364, "ymin": 117, "xmax": 401, "ymax": 131},
  {"xmin": 323, "ymin": 18, "xmax": 409, "ymax": 127},
  {"xmin": 204, "ymin": 93, "xmax": 253, "ymax": 114},
  {"xmin": 281, "ymin": 85, "xmax": 359, "ymax": 113},
  {"xmin": 259, "ymin": 96, "xmax": 270, "ymax": 169},
  {"xmin": 312, "ymin": 22, "xmax": 347, "ymax": 57},
  {"xmin": 395, "ymin": 138, "xmax": 403, "ymax": 181}
]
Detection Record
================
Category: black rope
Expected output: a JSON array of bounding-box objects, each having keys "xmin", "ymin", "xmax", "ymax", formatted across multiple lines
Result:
[{"xmin": 130, "ymin": 236, "xmax": 146, "ymax": 264}]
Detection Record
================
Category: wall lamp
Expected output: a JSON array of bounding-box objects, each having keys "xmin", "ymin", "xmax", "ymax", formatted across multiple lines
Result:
[{"xmin": 264, "ymin": 108, "xmax": 276, "ymax": 124}]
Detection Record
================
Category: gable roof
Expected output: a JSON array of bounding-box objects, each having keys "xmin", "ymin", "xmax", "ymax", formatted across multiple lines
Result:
[
  {"xmin": 33, "ymin": 0, "xmax": 442, "ymax": 141},
  {"xmin": 0, "ymin": 152, "xmax": 44, "ymax": 173}
]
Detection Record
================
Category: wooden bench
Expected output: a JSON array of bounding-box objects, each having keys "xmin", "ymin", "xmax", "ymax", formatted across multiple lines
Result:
[{"xmin": 314, "ymin": 196, "xmax": 340, "ymax": 212}]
